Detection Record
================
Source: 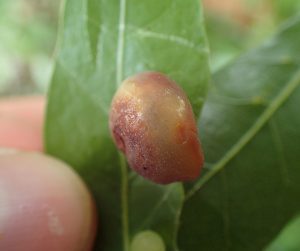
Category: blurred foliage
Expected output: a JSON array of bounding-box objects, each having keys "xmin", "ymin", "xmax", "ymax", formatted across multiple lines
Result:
[
  {"xmin": 204, "ymin": 0, "xmax": 300, "ymax": 71},
  {"xmin": 0, "ymin": 0, "xmax": 60, "ymax": 95}
]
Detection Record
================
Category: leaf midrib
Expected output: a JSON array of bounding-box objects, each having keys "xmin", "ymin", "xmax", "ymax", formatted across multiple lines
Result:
[
  {"xmin": 116, "ymin": 0, "xmax": 130, "ymax": 250},
  {"xmin": 116, "ymin": 0, "xmax": 126, "ymax": 87},
  {"xmin": 186, "ymin": 67, "xmax": 300, "ymax": 200}
]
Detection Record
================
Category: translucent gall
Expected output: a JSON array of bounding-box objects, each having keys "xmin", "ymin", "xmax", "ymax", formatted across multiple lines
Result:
[
  {"xmin": 130, "ymin": 230, "xmax": 165, "ymax": 251},
  {"xmin": 109, "ymin": 72, "xmax": 204, "ymax": 184}
]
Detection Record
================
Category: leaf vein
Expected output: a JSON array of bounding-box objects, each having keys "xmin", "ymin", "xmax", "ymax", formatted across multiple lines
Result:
[
  {"xmin": 131, "ymin": 27, "xmax": 208, "ymax": 54},
  {"xmin": 116, "ymin": 0, "xmax": 130, "ymax": 250},
  {"xmin": 139, "ymin": 187, "xmax": 173, "ymax": 229},
  {"xmin": 57, "ymin": 60, "xmax": 108, "ymax": 113},
  {"xmin": 116, "ymin": 0, "xmax": 127, "ymax": 87}
]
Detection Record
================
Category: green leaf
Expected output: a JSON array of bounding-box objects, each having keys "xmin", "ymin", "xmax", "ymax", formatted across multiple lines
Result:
[
  {"xmin": 45, "ymin": 0, "xmax": 209, "ymax": 250},
  {"xmin": 179, "ymin": 16, "xmax": 300, "ymax": 250},
  {"xmin": 265, "ymin": 214, "xmax": 300, "ymax": 251}
]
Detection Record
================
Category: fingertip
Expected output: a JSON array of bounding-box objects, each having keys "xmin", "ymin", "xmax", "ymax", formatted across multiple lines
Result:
[{"xmin": 0, "ymin": 152, "xmax": 97, "ymax": 251}]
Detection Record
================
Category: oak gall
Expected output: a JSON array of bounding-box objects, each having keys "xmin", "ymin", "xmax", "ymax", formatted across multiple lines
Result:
[{"xmin": 109, "ymin": 72, "xmax": 204, "ymax": 184}]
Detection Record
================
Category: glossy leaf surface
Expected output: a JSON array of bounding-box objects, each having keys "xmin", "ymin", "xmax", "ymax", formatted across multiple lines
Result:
[
  {"xmin": 45, "ymin": 0, "xmax": 210, "ymax": 250},
  {"xmin": 179, "ymin": 16, "xmax": 300, "ymax": 251}
]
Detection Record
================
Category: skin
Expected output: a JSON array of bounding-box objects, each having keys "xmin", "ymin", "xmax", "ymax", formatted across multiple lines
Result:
[
  {"xmin": 0, "ymin": 96, "xmax": 97, "ymax": 251},
  {"xmin": 109, "ymin": 72, "xmax": 204, "ymax": 184},
  {"xmin": 0, "ymin": 96, "xmax": 44, "ymax": 151}
]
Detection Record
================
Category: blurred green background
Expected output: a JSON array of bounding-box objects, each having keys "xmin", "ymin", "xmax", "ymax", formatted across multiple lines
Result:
[
  {"xmin": 1, "ymin": 0, "xmax": 300, "ymax": 95},
  {"xmin": 0, "ymin": 0, "xmax": 60, "ymax": 95},
  {"xmin": 203, "ymin": 0, "xmax": 300, "ymax": 71}
]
